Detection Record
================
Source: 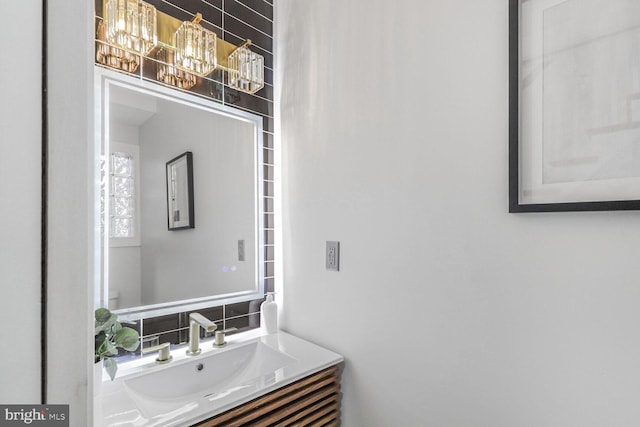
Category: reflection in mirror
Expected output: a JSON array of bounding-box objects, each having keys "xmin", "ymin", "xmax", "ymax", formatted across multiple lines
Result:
[
  {"xmin": 166, "ymin": 151, "xmax": 194, "ymax": 230},
  {"xmin": 96, "ymin": 69, "xmax": 264, "ymax": 320}
]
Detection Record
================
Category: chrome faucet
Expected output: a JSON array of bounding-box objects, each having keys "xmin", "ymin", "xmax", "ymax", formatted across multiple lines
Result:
[{"xmin": 186, "ymin": 313, "xmax": 218, "ymax": 356}]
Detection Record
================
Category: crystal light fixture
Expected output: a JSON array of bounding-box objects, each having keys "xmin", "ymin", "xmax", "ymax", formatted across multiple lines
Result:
[
  {"xmin": 96, "ymin": 21, "xmax": 141, "ymax": 73},
  {"xmin": 95, "ymin": 3, "xmax": 266, "ymax": 94},
  {"xmin": 174, "ymin": 14, "xmax": 217, "ymax": 76},
  {"xmin": 156, "ymin": 48, "xmax": 197, "ymax": 90},
  {"xmin": 105, "ymin": 0, "xmax": 157, "ymax": 56},
  {"xmin": 227, "ymin": 40, "xmax": 264, "ymax": 94}
]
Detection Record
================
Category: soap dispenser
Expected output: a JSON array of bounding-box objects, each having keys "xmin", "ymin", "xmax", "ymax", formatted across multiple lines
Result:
[{"xmin": 260, "ymin": 292, "xmax": 278, "ymax": 334}]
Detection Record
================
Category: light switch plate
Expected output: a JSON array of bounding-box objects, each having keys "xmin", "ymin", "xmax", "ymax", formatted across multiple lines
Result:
[{"xmin": 238, "ymin": 239, "xmax": 245, "ymax": 261}]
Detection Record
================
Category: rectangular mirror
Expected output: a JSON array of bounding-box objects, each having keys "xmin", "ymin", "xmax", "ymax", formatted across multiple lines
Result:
[{"xmin": 95, "ymin": 68, "xmax": 264, "ymax": 320}]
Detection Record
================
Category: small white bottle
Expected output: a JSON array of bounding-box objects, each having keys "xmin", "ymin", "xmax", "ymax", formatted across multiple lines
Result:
[{"xmin": 260, "ymin": 292, "xmax": 278, "ymax": 334}]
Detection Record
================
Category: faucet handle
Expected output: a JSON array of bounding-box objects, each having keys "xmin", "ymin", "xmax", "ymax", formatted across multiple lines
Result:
[
  {"xmin": 213, "ymin": 327, "xmax": 238, "ymax": 347},
  {"xmin": 142, "ymin": 342, "xmax": 173, "ymax": 364}
]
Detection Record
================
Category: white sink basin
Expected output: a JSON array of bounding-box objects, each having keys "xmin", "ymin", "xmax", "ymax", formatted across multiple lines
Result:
[
  {"xmin": 99, "ymin": 331, "xmax": 343, "ymax": 426},
  {"xmin": 124, "ymin": 341, "xmax": 296, "ymax": 417}
]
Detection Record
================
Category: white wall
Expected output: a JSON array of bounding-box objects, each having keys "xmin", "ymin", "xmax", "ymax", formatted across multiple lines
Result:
[
  {"xmin": 0, "ymin": 0, "xmax": 42, "ymax": 403},
  {"xmin": 276, "ymin": 1, "xmax": 640, "ymax": 426},
  {"xmin": 47, "ymin": 0, "xmax": 94, "ymax": 424},
  {"xmin": 109, "ymin": 248, "xmax": 142, "ymax": 309},
  {"xmin": 139, "ymin": 101, "xmax": 257, "ymax": 304}
]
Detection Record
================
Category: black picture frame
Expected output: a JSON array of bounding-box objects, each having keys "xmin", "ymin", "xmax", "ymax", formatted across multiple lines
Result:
[
  {"xmin": 166, "ymin": 151, "xmax": 195, "ymax": 230},
  {"xmin": 509, "ymin": 0, "xmax": 640, "ymax": 213}
]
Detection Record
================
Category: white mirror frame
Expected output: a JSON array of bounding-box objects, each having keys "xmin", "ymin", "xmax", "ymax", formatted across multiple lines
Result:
[{"xmin": 94, "ymin": 67, "xmax": 265, "ymax": 321}]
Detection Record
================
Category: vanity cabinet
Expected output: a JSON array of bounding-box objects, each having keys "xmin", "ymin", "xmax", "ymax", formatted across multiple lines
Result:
[{"xmin": 195, "ymin": 364, "xmax": 343, "ymax": 426}]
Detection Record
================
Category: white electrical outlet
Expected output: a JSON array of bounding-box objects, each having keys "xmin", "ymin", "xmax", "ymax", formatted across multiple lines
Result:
[{"xmin": 326, "ymin": 241, "xmax": 340, "ymax": 271}]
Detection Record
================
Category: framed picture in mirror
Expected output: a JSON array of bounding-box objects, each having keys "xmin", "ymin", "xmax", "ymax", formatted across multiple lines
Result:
[
  {"xmin": 166, "ymin": 151, "xmax": 195, "ymax": 229},
  {"xmin": 509, "ymin": 0, "xmax": 640, "ymax": 212}
]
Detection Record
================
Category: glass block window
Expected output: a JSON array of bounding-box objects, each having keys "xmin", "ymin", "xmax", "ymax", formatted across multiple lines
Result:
[{"xmin": 110, "ymin": 151, "xmax": 136, "ymax": 239}]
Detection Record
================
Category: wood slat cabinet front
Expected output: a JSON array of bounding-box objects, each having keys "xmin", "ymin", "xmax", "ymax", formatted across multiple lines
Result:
[{"xmin": 194, "ymin": 364, "xmax": 343, "ymax": 427}]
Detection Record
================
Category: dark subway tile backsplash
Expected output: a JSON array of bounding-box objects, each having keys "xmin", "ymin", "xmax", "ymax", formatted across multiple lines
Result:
[
  {"xmin": 223, "ymin": 16, "xmax": 272, "ymax": 53},
  {"xmin": 263, "ymin": 132, "xmax": 274, "ymax": 149},
  {"xmin": 263, "ymin": 148, "xmax": 274, "ymax": 165},
  {"xmin": 263, "ymin": 117, "xmax": 274, "ymax": 133},
  {"xmin": 264, "ymin": 164, "xmax": 274, "ymax": 181},
  {"xmin": 225, "ymin": 300, "xmax": 254, "ymax": 319},
  {"xmin": 155, "ymin": 330, "xmax": 183, "ymax": 346},
  {"xmin": 202, "ymin": 0, "xmax": 222, "ymax": 10},
  {"xmin": 264, "ymin": 261, "xmax": 274, "ymax": 277},
  {"xmin": 142, "ymin": 314, "xmax": 179, "ymax": 336},
  {"xmin": 226, "ymin": 312, "xmax": 260, "ymax": 332},
  {"xmin": 264, "ymin": 197, "xmax": 274, "ymax": 213},
  {"xmin": 184, "ymin": 0, "xmax": 223, "ymax": 28},
  {"xmin": 264, "ymin": 278, "xmax": 274, "ymax": 293},
  {"xmin": 255, "ymin": 84, "xmax": 274, "ymax": 102},
  {"xmin": 234, "ymin": 0, "xmax": 273, "ymax": 21},
  {"xmin": 199, "ymin": 20, "xmax": 223, "ymax": 37},
  {"xmin": 147, "ymin": 0, "xmax": 194, "ymax": 22},
  {"xmin": 264, "ymin": 180, "xmax": 274, "ymax": 197},
  {"xmin": 265, "ymin": 245, "xmax": 274, "ymax": 261},
  {"xmin": 264, "ymin": 213, "xmax": 274, "ymax": 228},
  {"xmin": 224, "ymin": 88, "xmax": 273, "ymax": 117},
  {"xmin": 264, "ymin": 68, "xmax": 273, "ymax": 86},
  {"xmin": 191, "ymin": 75, "xmax": 225, "ymax": 102},
  {"xmin": 189, "ymin": 306, "xmax": 224, "ymax": 323},
  {"xmin": 224, "ymin": 0, "xmax": 272, "ymax": 35}
]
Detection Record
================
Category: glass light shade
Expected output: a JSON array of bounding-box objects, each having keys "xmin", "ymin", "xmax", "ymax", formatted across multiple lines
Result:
[
  {"xmin": 156, "ymin": 48, "xmax": 197, "ymax": 90},
  {"xmin": 105, "ymin": 0, "xmax": 157, "ymax": 56},
  {"xmin": 96, "ymin": 21, "xmax": 140, "ymax": 73},
  {"xmin": 174, "ymin": 21, "xmax": 217, "ymax": 76},
  {"xmin": 228, "ymin": 46, "xmax": 264, "ymax": 94}
]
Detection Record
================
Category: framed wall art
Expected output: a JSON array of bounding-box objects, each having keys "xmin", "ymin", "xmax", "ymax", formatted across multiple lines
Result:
[
  {"xmin": 166, "ymin": 151, "xmax": 195, "ymax": 229},
  {"xmin": 509, "ymin": 0, "xmax": 640, "ymax": 212}
]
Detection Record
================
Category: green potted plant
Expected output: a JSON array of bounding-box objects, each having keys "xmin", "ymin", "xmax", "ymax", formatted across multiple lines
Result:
[{"xmin": 94, "ymin": 308, "xmax": 140, "ymax": 380}]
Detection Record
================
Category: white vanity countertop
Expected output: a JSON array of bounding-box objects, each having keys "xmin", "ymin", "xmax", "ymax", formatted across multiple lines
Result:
[{"xmin": 96, "ymin": 330, "xmax": 343, "ymax": 427}]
